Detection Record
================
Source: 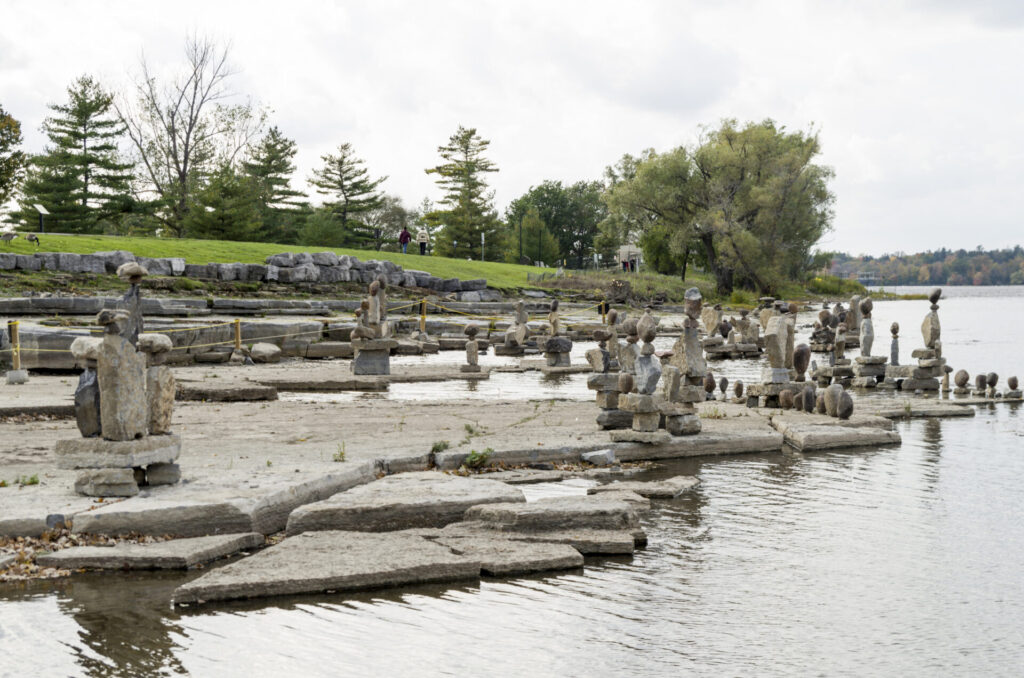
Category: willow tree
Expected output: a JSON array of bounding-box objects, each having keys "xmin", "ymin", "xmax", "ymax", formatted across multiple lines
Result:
[{"xmin": 604, "ymin": 119, "xmax": 834, "ymax": 294}]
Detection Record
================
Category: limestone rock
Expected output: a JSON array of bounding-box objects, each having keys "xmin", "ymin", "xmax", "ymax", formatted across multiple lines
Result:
[
  {"xmin": 286, "ymin": 472, "xmax": 524, "ymax": 535},
  {"xmin": 74, "ymin": 368, "xmax": 102, "ymax": 437},
  {"xmin": 37, "ymin": 533, "xmax": 262, "ymax": 570},
  {"xmin": 70, "ymin": 336, "xmax": 103, "ymax": 362},
  {"xmin": 97, "ymin": 334, "xmax": 148, "ymax": 441},
  {"xmin": 146, "ymin": 365, "xmax": 175, "ymax": 435},
  {"xmin": 824, "ymin": 384, "xmax": 844, "ymax": 417},
  {"xmin": 837, "ymin": 391, "xmax": 854, "ymax": 420},
  {"xmin": 56, "ymin": 434, "xmax": 181, "ymax": 469},
  {"xmin": 138, "ymin": 333, "xmax": 173, "ymax": 355},
  {"xmin": 587, "ymin": 475, "xmax": 699, "ymax": 499},
  {"xmin": 465, "ymin": 495, "xmax": 641, "ymax": 532},
  {"xmin": 921, "ymin": 311, "xmax": 941, "ymax": 349},
  {"xmin": 145, "ymin": 462, "xmax": 181, "ymax": 485},
  {"xmin": 172, "ymin": 530, "xmax": 481, "ymax": 605},
  {"xmin": 74, "ymin": 468, "xmax": 139, "ymax": 497},
  {"xmin": 633, "ymin": 354, "xmax": 662, "ymax": 394},
  {"xmin": 793, "ymin": 344, "xmax": 811, "ymax": 379},
  {"xmin": 764, "ymin": 316, "xmax": 787, "ymax": 369},
  {"xmin": 250, "ymin": 342, "xmax": 282, "ymax": 363}
]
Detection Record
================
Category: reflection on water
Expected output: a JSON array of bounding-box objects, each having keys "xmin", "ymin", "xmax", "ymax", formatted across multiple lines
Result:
[{"xmin": 4, "ymin": 297, "xmax": 1024, "ymax": 676}]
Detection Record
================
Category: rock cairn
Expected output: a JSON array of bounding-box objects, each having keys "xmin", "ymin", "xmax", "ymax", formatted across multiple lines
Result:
[
  {"xmin": 748, "ymin": 306, "xmax": 811, "ymax": 407},
  {"xmin": 542, "ymin": 300, "xmax": 572, "ymax": 368},
  {"xmin": 887, "ymin": 288, "xmax": 943, "ymax": 391},
  {"xmin": 55, "ymin": 263, "xmax": 182, "ymax": 497},
  {"xmin": 1006, "ymin": 376, "xmax": 1022, "ymax": 399},
  {"xmin": 351, "ymin": 277, "xmax": 398, "ymax": 375},
  {"xmin": 609, "ymin": 288, "xmax": 703, "ymax": 443},
  {"xmin": 706, "ymin": 307, "xmax": 760, "ymax": 360},
  {"xmin": 461, "ymin": 325, "xmax": 482, "ymax": 373},
  {"xmin": 496, "ymin": 300, "xmax": 530, "ymax": 357},
  {"xmin": 852, "ymin": 298, "xmax": 887, "ymax": 388}
]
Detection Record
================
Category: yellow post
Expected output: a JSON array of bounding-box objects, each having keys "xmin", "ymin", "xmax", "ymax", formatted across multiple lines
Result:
[
  {"xmin": 420, "ymin": 299, "xmax": 427, "ymax": 334},
  {"xmin": 234, "ymin": 318, "xmax": 242, "ymax": 351},
  {"xmin": 9, "ymin": 320, "xmax": 20, "ymax": 370}
]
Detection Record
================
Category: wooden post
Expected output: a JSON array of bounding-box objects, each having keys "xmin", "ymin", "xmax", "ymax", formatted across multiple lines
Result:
[
  {"xmin": 601, "ymin": 299, "xmax": 607, "ymax": 325},
  {"xmin": 9, "ymin": 320, "xmax": 20, "ymax": 370},
  {"xmin": 234, "ymin": 318, "xmax": 242, "ymax": 351},
  {"xmin": 420, "ymin": 299, "xmax": 427, "ymax": 334}
]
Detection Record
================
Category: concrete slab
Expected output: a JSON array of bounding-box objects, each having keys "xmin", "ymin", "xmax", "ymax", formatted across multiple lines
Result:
[
  {"xmin": 171, "ymin": 530, "xmax": 481, "ymax": 605},
  {"xmin": 73, "ymin": 463, "xmax": 377, "ymax": 537},
  {"xmin": 35, "ymin": 533, "xmax": 263, "ymax": 570},
  {"xmin": 432, "ymin": 534, "xmax": 583, "ymax": 576},
  {"xmin": 441, "ymin": 521, "xmax": 639, "ymax": 555},
  {"xmin": 286, "ymin": 472, "xmax": 525, "ymax": 535},
  {"xmin": 464, "ymin": 494, "xmax": 641, "ymax": 532},
  {"xmin": 587, "ymin": 475, "xmax": 700, "ymax": 499},
  {"xmin": 175, "ymin": 382, "xmax": 278, "ymax": 402}
]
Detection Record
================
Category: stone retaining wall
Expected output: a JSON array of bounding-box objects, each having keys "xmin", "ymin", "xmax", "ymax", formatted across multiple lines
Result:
[{"xmin": 0, "ymin": 249, "xmax": 493, "ymax": 296}]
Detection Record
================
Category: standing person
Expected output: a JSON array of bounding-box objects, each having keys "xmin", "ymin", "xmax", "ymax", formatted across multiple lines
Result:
[
  {"xmin": 399, "ymin": 227, "xmax": 412, "ymax": 254},
  {"xmin": 416, "ymin": 227, "xmax": 429, "ymax": 255}
]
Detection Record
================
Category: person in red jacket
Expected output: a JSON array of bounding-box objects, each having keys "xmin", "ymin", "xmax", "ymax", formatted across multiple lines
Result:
[{"xmin": 399, "ymin": 227, "xmax": 412, "ymax": 254}]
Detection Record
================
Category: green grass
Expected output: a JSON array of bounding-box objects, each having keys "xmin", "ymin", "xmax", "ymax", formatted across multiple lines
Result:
[{"xmin": 0, "ymin": 233, "xmax": 542, "ymax": 290}]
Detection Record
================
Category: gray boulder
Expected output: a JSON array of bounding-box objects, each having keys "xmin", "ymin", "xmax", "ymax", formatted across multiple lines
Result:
[{"xmin": 312, "ymin": 252, "xmax": 340, "ymax": 266}]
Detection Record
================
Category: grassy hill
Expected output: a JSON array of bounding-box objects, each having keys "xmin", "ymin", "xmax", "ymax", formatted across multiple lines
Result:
[{"xmin": 0, "ymin": 233, "xmax": 542, "ymax": 290}]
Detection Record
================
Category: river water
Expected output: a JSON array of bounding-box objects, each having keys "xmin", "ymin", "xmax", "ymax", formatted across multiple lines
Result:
[{"xmin": 2, "ymin": 288, "xmax": 1023, "ymax": 677}]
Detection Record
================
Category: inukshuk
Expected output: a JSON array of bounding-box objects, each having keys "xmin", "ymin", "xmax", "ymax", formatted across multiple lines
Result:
[
  {"xmin": 748, "ymin": 307, "xmax": 809, "ymax": 407},
  {"xmin": 351, "ymin": 277, "xmax": 398, "ymax": 375},
  {"xmin": 657, "ymin": 287, "xmax": 706, "ymax": 435},
  {"xmin": 56, "ymin": 263, "xmax": 182, "ymax": 497},
  {"xmin": 542, "ymin": 300, "xmax": 573, "ymax": 368},
  {"xmin": 587, "ymin": 329, "xmax": 630, "ymax": 430},
  {"xmin": 891, "ymin": 287, "xmax": 943, "ymax": 391},
  {"xmin": 852, "ymin": 298, "xmax": 886, "ymax": 388},
  {"xmin": 613, "ymin": 310, "xmax": 670, "ymax": 443},
  {"xmin": 496, "ymin": 300, "xmax": 530, "ymax": 356}
]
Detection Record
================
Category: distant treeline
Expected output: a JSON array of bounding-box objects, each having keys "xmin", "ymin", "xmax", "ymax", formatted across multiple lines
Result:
[{"xmin": 830, "ymin": 246, "xmax": 1024, "ymax": 286}]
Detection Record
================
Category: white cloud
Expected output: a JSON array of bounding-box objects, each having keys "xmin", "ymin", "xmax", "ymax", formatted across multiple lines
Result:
[{"xmin": 1, "ymin": 0, "xmax": 1022, "ymax": 255}]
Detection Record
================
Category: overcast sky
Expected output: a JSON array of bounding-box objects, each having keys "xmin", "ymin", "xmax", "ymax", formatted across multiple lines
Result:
[{"xmin": 2, "ymin": 0, "xmax": 1022, "ymax": 255}]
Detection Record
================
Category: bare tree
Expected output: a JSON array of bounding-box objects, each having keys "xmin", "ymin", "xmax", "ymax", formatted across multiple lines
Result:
[{"xmin": 116, "ymin": 36, "xmax": 265, "ymax": 236}]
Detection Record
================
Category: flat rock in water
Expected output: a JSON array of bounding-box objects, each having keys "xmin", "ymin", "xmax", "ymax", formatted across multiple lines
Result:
[
  {"xmin": 440, "ymin": 521, "xmax": 640, "ymax": 555},
  {"xmin": 587, "ymin": 475, "xmax": 700, "ymax": 499},
  {"xmin": 467, "ymin": 469, "xmax": 571, "ymax": 484},
  {"xmin": 432, "ymin": 534, "xmax": 583, "ymax": 576},
  {"xmin": 171, "ymin": 530, "xmax": 481, "ymax": 605},
  {"xmin": 176, "ymin": 382, "xmax": 278, "ymax": 402},
  {"xmin": 286, "ymin": 471, "xmax": 525, "ymax": 535},
  {"xmin": 464, "ymin": 494, "xmax": 641, "ymax": 532},
  {"xmin": 35, "ymin": 533, "xmax": 263, "ymax": 570}
]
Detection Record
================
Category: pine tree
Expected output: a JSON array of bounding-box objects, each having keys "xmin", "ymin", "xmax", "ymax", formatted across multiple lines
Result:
[
  {"xmin": 308, "ymin": 143, "xmax": 386, "ymax": 247},
  {"xmin": 241, "ymin": 126, "xmax": 307, "ymax": 242},
  {"xmin": 424, "ymin": 125, "xmax": 503, "ymax": 260},
  {"xmin": 0, "ymin": 103, "xmax": 26, "ymax": 209},
  {"xmin": 11, "ymin": 76, "xmax": 133, "ymax": 233},
  {"xmin": 182, "ymin": 164, "xmax": 261, "ymax": 241}
]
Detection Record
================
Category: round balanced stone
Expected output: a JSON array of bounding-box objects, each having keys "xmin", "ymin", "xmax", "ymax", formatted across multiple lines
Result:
[
  {"xmin": 733, "ymin": 381, "xmax": 744, "ymax": 398},
  {"xmin": 954, "ymin": 370, "xmax": 969, "ymax": 388},
  {"xmin": 823, "ymin": 383, "xmax": 844, "ymax": 417},
  {"xmin": 986, "ymin": 372, "xmax": 999, "ymax": 388},
  {"xmin": 890, "ymin": 322, "xmax": 899, "ymax": 337},
  {"xmin": 929, "ymin": 288, "xmax": 942, "ymax": 305},
  {"xmin": 779, "ymin": 389, "xmax": 794, "ymax": 409},
  {"xmin": 703, "ymin": 373, "xmax": 716, "ymax": 394},
  {"xmin": 837, "ymin": 391, "xmax": 854, "ymax": 420},
  {"xmin": 718, "ymin": 377, "xmax": 728, "ymax": 394},
  {"xmin": 860, "ymin": 298, "xmax": 873, "ymax": 317},
  {"xmin": 1009, "ymin": 376, "xmax": 1019, "ymax": 390},
  {"xmin": 793, "ymin": 344, "xmax": 811, "ymax": 375},
  {"xmin": 803, "ymin": 385, "xmax": 816, "ymax": 413},
  {"xmin": 975, "ymin": 374, "xmax": 987, "ymax": 390}
]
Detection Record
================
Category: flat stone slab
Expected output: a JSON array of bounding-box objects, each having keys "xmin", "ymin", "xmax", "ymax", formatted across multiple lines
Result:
[
  {"xmin": 171, "ymin": 530, "xmax": 481, "ymax": 605},
  {"xmin": 0, "ymin": 553, "xmax": 15, "ymax": 569},
  {"xmin": 771, "ymin": 419, "xmax": 902, "ymax": 451},
  {"xmin": 431, "ymin": 534, "xmax": 583, "ymax": 576},
  {"xmin": 72, "ymin": 464, "xmax": 377, "ymax": 537},
  {"xmin": 286, "ymin": 471, "xmax": 525, "ymax": 535},
  {"xmin": 55, "ymin": 434, "xmax": 181, "ymax": 470},
  {"xmin": 441, "ymin": 521, "xmax": 640, "ymax": 555},
  {"xmin": 464, "ymin": 494, "xmax": 641, "ymax": 532},
  {"xmin": 587, "ymin": 475, "xmax": 700, "ymax": 499},
  {"xmin": 609, "ymin": 430, "xmax": 672, "ymax": 445},
  {"xmin": 176, "ymin": 382, "xmax": 278, "ymax": 402},
  {"xmin": 467, "ymin": 469, "xmax": 572, "ymax": 484},
  {"xmin": 862, "ymin": 401, "xmax": 976, "ymax": 419},
  {"xmin": 35, "ymin": 533, "xmax": 263, "ymax": 570}
]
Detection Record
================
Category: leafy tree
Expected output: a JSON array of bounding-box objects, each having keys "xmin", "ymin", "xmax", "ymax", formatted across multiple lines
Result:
[
  {"xmin": 117, "ymin": 36, "xmax": 266, "ymax": 237},
  {"xmin": 605, "ymin": 120, "xmax": 834, "ymax": 294},
  {"xmin": 595, "ymin": 150, "xmax": 656, "ymax": 263},
  {"xmin": 309, "ymin": 142, "xmax": 386, "ymax": 247},
  {"xmin": 181, "ymin": 164, "xmax": 261, "ymax": 241},
  {"xmin": 0, "ymin": 103, "xmax": 27, "ymax": 209},
  {"xmin": 298, "ymin": 206, "xmax": 347, "ymax": 248},
  {"xmin": 364, "ymin": 194, "xmax": 413, "ymax": 252},
  {"xmin": 241, "ymin": 126, "xmax": 307, "ymax": 242},
  {"xmin": 10, "ymin": 76, "xmax": 133, "ymax": 233},
  {"xmin": 506, "ymin": 180, "xmax": 607, "ymax": 267},
  {"xmin": 425, "ymin": 125, "xmax": 504, "ymax": 260},
  {"xmin": 508, "ymin": 208, "xmax": 560, "ymax": 266}
]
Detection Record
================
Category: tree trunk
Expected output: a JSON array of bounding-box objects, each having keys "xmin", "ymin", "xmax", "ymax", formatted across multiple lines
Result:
[
  {"xmin": 699, "ymin": 232, "xmax": 733, "ymax": 294},
  {"xmin": 680, "ymin": 246, "xmax": 689, "ymax": 281}
]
